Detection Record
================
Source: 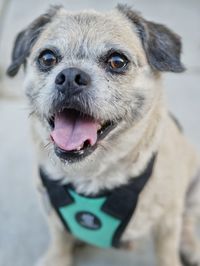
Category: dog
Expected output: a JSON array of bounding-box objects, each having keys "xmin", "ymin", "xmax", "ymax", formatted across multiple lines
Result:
[{"xmin": 7, "ymin": 4, "xmax": 200, "ymax": 266}]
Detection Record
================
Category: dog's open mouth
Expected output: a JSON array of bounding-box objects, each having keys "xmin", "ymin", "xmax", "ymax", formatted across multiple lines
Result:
[{"xmin": 49, "ymin": 109, "xmax": 116, "ymax": 162}]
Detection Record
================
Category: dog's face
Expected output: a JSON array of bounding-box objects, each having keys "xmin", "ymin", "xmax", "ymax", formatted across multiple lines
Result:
[{"xmin": 7, "ymin": 5, "xmax": 184, "ymax": 167}]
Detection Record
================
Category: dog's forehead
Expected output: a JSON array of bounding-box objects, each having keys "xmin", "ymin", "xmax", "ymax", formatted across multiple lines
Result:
[{"xmin": 33, "ymin": 9, "xmax": 145, "ymax": 59}]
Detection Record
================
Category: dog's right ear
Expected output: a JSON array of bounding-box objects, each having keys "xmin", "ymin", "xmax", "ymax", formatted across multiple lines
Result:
[
  {"xmin": 7, "ymin": 6, "xmax": 61, "ymax": 77},
  {"xmin": 117, "ymin": 4, "xmax": 185, "ymax": 73}
]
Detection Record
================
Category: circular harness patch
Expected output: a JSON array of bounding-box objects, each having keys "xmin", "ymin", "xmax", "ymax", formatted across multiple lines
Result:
[{"xmin": 75, "ymin": 211, "xmax": 102, "ymax": 230}]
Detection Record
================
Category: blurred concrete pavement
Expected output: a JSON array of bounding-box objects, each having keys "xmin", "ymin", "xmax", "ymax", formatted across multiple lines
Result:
[{"xmin": 0, "ymin": 0, "xmax": 200, "ymax": 266}]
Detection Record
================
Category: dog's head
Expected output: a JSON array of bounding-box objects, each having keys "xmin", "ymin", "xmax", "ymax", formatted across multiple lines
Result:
[{"xmin": 7, "ymin": 5, "xmax": 184, "ymax": 165}]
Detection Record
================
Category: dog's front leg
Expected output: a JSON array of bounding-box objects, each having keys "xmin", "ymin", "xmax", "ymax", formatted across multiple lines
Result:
[
  {"xmin": 36, "ymin": 210, "xmax": 75, "ymax": 266},
  {"xmin": 153, "ymin": 212, "xmax": 183, "ymax": 266}
]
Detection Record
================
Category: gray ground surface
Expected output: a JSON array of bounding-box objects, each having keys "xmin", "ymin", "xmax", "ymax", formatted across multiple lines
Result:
[{"xmin": 0, "ymin": 0, "xmax": 199, "ymax": 266}]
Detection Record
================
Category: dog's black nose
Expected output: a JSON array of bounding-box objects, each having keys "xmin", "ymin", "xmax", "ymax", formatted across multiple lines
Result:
[{"xmin": 55, "ymin": 68, "xmax": 91, "ymax": 95}]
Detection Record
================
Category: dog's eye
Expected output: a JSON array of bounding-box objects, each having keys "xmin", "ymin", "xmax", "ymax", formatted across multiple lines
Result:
[
  {"xmin": 38, "ymin": 50, "xmax": 58, "ymax": 69},
  {"xmin": 108, "ymin": 53, "xmax": 128, "ymax": 71}
]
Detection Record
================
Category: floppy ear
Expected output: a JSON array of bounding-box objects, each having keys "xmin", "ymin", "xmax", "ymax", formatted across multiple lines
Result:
[
  {"xmin": 117, "ymin": 5, "xmax": 185, "ymax": 73},
  {"xmin": 7, "ymin": 6, "xmax": 61, "ymax": 77}
]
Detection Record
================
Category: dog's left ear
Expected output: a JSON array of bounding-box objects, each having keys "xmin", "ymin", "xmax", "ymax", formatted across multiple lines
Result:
[
  {"xmin": 117, "ymin": 5, "xmax": 185, "ymax": 73},
  {"xmin": 7, "ymin": 6, "xmax": 61, "ymax": 77}
]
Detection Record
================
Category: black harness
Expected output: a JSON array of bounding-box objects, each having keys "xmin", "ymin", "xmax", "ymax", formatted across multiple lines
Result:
[{"xmin": 40, "ymin": 154, "xmax": 156, "ymax": 248}]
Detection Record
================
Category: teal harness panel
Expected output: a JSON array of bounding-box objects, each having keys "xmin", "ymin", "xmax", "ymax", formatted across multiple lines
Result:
[
  {"xmin": 39, "ymin": 154, "xmax": 156, "ymax": 248},
  {"xmin": 59, "ymin": 189, "xmax": 121, "ymax": 248}
]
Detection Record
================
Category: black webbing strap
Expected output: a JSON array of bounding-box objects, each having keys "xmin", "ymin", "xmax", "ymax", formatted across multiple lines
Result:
[
  {"xmin": 39, "ymin": 169, "xmax": 74, "ymax": 208},
  {"xmin": 103, "ymin": 154, "xmax": 157, "ymax": 247}
]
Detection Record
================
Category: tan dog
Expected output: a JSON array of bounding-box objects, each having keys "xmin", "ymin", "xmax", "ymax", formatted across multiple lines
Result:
[{"xmin": 7, "ymin": 5, "xmax": 200, "ymax": 266}]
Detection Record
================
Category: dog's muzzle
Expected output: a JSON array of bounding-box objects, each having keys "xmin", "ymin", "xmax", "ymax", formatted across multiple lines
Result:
[{"xmin": 47, "ymin": 67, "xmax": 117, "ymax": 162}]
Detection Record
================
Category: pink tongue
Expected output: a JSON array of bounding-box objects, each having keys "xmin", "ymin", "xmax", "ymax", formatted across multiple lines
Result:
[{"xmin": 50, "ymin": 110, "xmax": 99, "ymax": 151}]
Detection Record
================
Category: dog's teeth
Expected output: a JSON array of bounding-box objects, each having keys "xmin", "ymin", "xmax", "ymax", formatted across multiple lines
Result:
[
  {"xmin": 77, "ymin": 144, "xmax": 84, "ymax": 151},
  {"xmin": 97, "ymin": 125, "xmax": 102, "ymax": 131}
]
